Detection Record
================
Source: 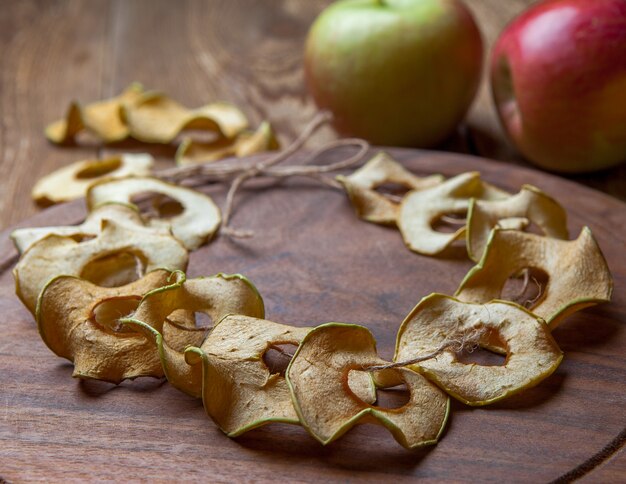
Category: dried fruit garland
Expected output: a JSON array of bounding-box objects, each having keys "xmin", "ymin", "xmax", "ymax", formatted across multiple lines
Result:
[{"xmin": 12, "ymin": 106, "xmax": 613, "ymax": 450}]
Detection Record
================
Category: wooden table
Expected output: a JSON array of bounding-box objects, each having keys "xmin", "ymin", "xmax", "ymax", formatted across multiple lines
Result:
[{"xmin": 0, "ymin": 1, "xmax": 625, "ymax": 481}]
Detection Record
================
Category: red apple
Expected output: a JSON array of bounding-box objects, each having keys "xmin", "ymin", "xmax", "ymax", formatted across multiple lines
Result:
[
  {"xmin": 491, "ymin": 0, "xmax": 626, "ymax": 173},
  {"xmin": 304, "ymin": 0, "xmax": 483, "ymax": 147}
]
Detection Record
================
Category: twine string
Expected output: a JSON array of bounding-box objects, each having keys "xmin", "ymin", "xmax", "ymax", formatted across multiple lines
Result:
[{"xmin": 156, "ymin": 111, "xmax": 370, "ymax": 237}]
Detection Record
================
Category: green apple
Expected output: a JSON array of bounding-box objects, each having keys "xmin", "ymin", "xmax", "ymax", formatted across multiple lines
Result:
[{"xmin": 304, "ymin": 0, "xmax": 483, "ymax": 147}]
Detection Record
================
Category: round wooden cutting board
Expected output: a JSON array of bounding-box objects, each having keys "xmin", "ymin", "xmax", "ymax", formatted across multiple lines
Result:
[{"xmin": 1, "ymin": 149, "xmax": 624, "ymax": 482}]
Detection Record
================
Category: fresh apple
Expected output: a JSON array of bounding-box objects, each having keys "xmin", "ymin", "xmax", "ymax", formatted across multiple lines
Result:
[
  {"xmin": 304, "ymin": 0, "xmax": 483, "ymax": 147},
  {"xmin": 491, "ymin": 0, "xmax": 626, "ymax": 173}
]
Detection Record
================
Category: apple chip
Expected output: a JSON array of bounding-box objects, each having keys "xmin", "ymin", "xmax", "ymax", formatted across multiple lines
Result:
[
  {"xmin": 398, "ymin": 172, "xmax": 510, "ymax": 256},
  {"xmin": 87, "ymin": 176, "xmax": 221, "ymax": 250},
  {"xmin": 456, "ymin": 227, "xmax": 612, "ymax": 329},
  {"xmin": 395, "ymin": 294, "xmax": 563, "ymax": 406},
  {"xmin": 14, "ymin": 219, "xmax": 188, "ymax": 314},
  {"xmin": 36, "ymin": 269, "xmax": 175, "ymax": 383},
  {"xmin": 10, "ymin": 203, "xmax": 168, "ymax": 254},
  {"xmin": 287, "ymin": 323, "xmax": 449, "ymax": 449},
  {"xmin": 123, "ymin": 92, "xmax": 248, "ymax": 143},
  {"xmin": 45, "ymin": 83, "xmax": 144, "ymax": 144},
  {"xmin": 31, "ymin": 154, "xmax": 154, "ymax": 206},
  {"xmin": 337, "ymin": 152, "xmax": 444, "ymax": 225},
  {"xmin": 466, "ymin": 185, "xmax": 568, "ymax": 261},
  {"xmin": 120, "ymin": 271, "xmax": 266, "ymax": 397},
  {"xmin": 183, "ymin": 315, "xmax": 309, "ymax": 436},
  {"xmin": 175, "ymin": 121, "xmax": 280, "ymax": 166}
]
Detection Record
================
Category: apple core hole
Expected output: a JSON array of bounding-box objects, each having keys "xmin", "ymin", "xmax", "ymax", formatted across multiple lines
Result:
[
  {"xmin": 375, "ymin": 183, "xmax": 411, "ymax": 200},
  {"xmin": 501, "ymin": 267, "xmax": 549, "ymax": 310},
  {"xmin": 80, "ymin": 251, "xmax": 146, "ymax": 287},
  {"xmin": 456, "ymin": 345, "xmax": 506, "ymax": 366},
  {"xmin": 374, "ymin": 383, "xmax": 411, "ymax": 409},
  {"xmin": 431, "ymin": 212, "xmax": 467, "ymax": 233},
  {"xmin": 91, "ymin": 296, "xmax": 141, "ymax": 333},
  {"xmin": 131, "ymin": 192, "xmax": 185, "ymax": 220},
  {"xmin": 69, "ymin": 233, "xmax": 96, "ymax": 243},
  {"xmin": 75, "ymin": 157, "xmax": 122, "ymax": 179},
  {"xmin": 263, "ymin": 343, "xmax": 298, "ymax": 376}
]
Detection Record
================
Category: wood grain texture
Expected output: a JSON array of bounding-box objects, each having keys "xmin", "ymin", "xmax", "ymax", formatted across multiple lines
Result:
[
  {"xmin": 0, "ymin": 0, "xmax": 625, "ymax": 231},
  {"xmin": 0, "ymin": 149, "xmax": 624, "ymax": 482}
]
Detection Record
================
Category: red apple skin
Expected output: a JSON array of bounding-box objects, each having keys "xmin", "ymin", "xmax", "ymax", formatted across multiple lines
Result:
[
  {"xmin": 491, "ymin": 0, "xmax": 626, "ymax": 173},
  {"xmin": 304, "ymin": 0, "xmax": 483, "ymax": 147}
]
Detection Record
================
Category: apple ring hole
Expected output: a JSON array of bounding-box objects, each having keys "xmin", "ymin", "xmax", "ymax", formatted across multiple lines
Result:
[
  {"xmin": 431, "ymin": 212, "xmax": 467, "ymax": 233},
  {"xmin": 68, "ymin": 233, "xmax": 97, "ymax": 243},
  {"xmin": 456, "ymin": 345, "xmax": 507, "ymax": 366},
  {"xmin": 262, "ymin": 343, "xmax": 298, "ymax": 376},
  {"xmin": 80, "ymin": 251, "xmax": 147, "ymax": 287},
  {"xmin": 91, "ymin": 296, "xmax": 141, "ymax": 333},
  {"xmin": 501, "ymin": 267, "xmax": 549, "ymax": 310},
  {"xmin": 374, "ymin": 382, "xmax": 411, "ymax": 409},
  {"xmin": 75, "ymin": 157, "xmax": 122, "ymax": 179},
  {"xmin": 130, "ymin": 192, "xmax": 185, "ymax": 220},
  {"xmin": 374, "ymin": 183, "xmax": 411, "ymax": 200}
]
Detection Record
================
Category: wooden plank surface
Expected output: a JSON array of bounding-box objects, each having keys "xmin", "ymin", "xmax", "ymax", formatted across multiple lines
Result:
[
  {"xmin": 0, "ymin": 0, "xmax": 625, "ymax": 230},
  {"xmin": 0, "ymin": 149, "xmax": 625, "ymax": 482}
]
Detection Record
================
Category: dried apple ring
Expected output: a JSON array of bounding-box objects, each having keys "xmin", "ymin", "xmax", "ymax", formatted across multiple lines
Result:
[
  {"xmin": 123, "ymin": 92, "xmax": 248, "ymax": 143},
  {"xmin": 185, "ymin": 315, "xmax": 376, "ymax": 436},
  {"xmin": 120, "ymin": 271, "xmax": 266, "ymax": 397},
  {"xmin": 286, "ymin": 323, "xmax": 449, "ymax": 449},
  {"xmin": 398, "ymin": 172, "xmax": 509, "ymax": 256},
  {"xmin": 395, "ymin": 294, "xmax": 563, "ymax": 406},
  {"xmin": 456, "ymin": 227, "xmax": 612, "ymax": 329},
  {"xmin": 175, "ymin": 121, "xmax": 280, "ymax": 166},
  {"xmin": 10, "ymin": 203, "xmax": 168, "ymax": 254},
  {"xmin": 32, "ymin": 153, "xmax": 153, "ymax": 206},
  {"xmin": 337, "ymin": 152, "xmax": 443, "ymax": 225},
  {"xmin": 36, "ymin": 269, "xmax": 175, "ymax": 383},
  {"xmin": 45, "ymin": 83, "xmax": 144, "ymax": 144},
  {"xmin": 87, "ymin": 176, "xmax": 221, "ymax": 250},
  {"xmin": 466, "ymin": 184, "xmax": 568, "ymax": 261},
  {"xmin": 14, "ymin": 219, "xmax": 188, "ymax": 314}
]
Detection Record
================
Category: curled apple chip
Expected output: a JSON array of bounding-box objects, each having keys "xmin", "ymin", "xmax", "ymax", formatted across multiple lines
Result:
[
  {"xmin": 14, "ymin": 219, "xmax": 188, "ymax": 314},
  {"xmin": 185, "ymin": 315, "xmax": 376, "ymax": 436},
  {"xmin": 87, "ymin": 176, "xmax": 221, "ymax": 250},
  {"xmin": 36, "ymin": 269, "xmax": 175, "ymax": 383},
  {"xmin": 337, "ymin": 152, "xmax": 443, "ymax": 225},
  {"xmin": 123, "ymin": 92, "xmax": 248, "ymax": 144},
  {"xmin": 31, "ymin": 153, "xmax": 154, "ymax": 206},
  {"xmin": 45, "ymin": 83, "xmax": 144, "ymax": 144},
  {"xmin": 456, "ymin": 227, "xmax": 612, "ymax": 329},
  {"xmin": 184, "ymin": 315, "xmax": 309, "ymax": 436},
  {"xmin": 10, "ymin": 203, "xmax": 169, "ymax": 254},
  {"xmin": 395, "ymin": 294, "xmax": 563, "ymax": 406},
  {"xmin": 398, "ymin": 172, "xmax": 510, "ymax": 256},
  {"xmin": 120, "ymin": 271, "xmax": 266, "ymax": 397},
  {"xmin": 466, "ymin": 185, "xmax": 568, "ymax": 261},
  {"xmin": 286, "ymin": 323, "xmax": 449, "ymax": 449},
  {"xmin": 175, "ymin": 121, "xmax": 280, "ymax": 166}
]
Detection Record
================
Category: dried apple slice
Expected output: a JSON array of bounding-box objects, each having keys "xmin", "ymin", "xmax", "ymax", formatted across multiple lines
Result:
[
  {"xmin": 184, "ymin": 315, "xmax": 310, "ymax": 436},
  {"xmin": 185, "ymin": 316, "xmax": 376, "ymax": 436},
  {"xmin": 87, "ymin": 176, "xmax": 221, "ymax": 250},
  {"xmin": 395, "ymin": 294, "xmax": 563, "ymax": 406},
  {"xmin": 45, "ymin": 83, "xmax": 144, "ymax": 144},
  {"xmin": 456, "ymin": 227, "xmax": 612, "ymax": 329},
  {"xmin": 31, "ymin": 153, "xmax": 154, "ymax": 206},
  {"xmin": 337, "ymin": 152, "xmax": 444, "ymax": 225},
  {"xmin": 11, "ymin": 203, "xmax": 168, "ymax": 254},
  {"xmin": 175, "ymin": 121, "xmax": 280, "ymax": 166},
  {"xmin": 14, "ymin": 219, "xmax": 188, "ymax": 314},
  {"xmin": 398, "ymin": 172, "xmax": 510, "ymax": 256},
  {"xmin": 286, "ymin": 323, "xmax": 449, "ymax": 449},
  {"xmin": 35, "ymin": 269, "xmax": 174, "ymax": 383},
  {"xmin": 466, "ymin": 185, "xmax": 568, "ymax": 261},
  {"xmin": 124, "ymin": 92, "xmax": 248, "ymax": 143},
  {"xmin": 120, "ymin": 271, "xmax": 266, "ymax": 397}
]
